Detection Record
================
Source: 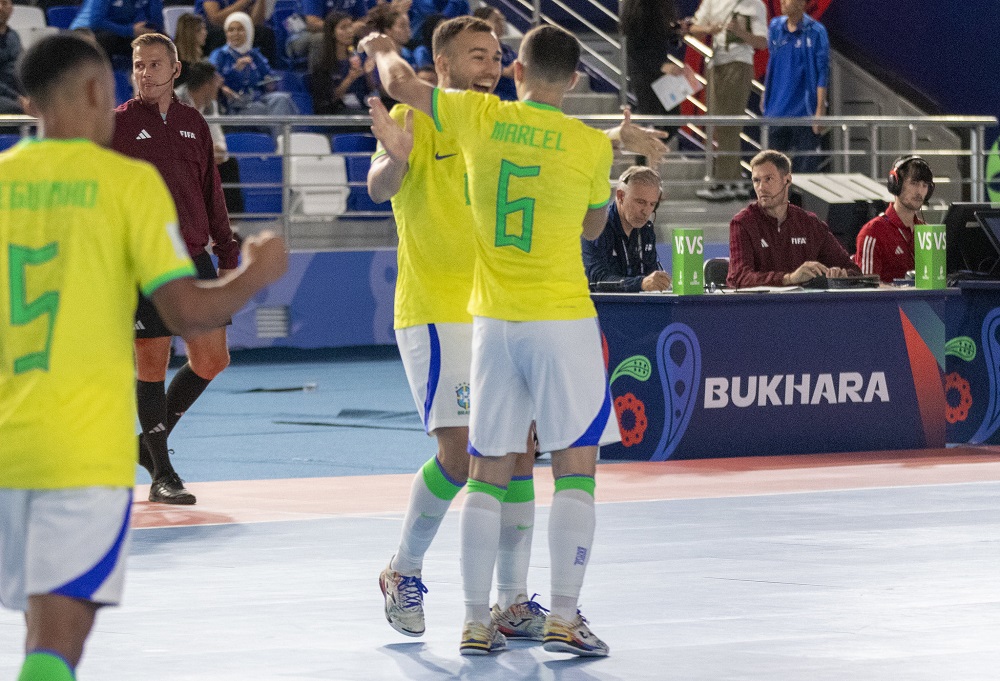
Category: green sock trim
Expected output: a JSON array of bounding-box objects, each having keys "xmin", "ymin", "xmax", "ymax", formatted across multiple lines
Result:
[
  {"xmin": 421, "ymin": 457, "xmax": 463, "ymax": 501},
  {"xmin": 466, "ymin": 479, "xmax": 507, "ymax": 502},
  {"xmin": 19, "ymin": 651, "xmax": 75, "ymax": 681},
  {"xmin": 503, "ymin": 477, "xmax": 535, "ymax": 504},
  {"xmin": 554, "ymin": 474, "xmax": 595, "ymax": 497}
]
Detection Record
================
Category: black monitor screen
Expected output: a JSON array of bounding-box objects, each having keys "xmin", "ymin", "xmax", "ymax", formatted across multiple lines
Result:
[
  {"xmin": 943, "ymin": 202, "xmax": 1000, "ymax": 274},
  {"xmin": 974, "ymin": 210, "xmax": 1000, "ymax": 258}
]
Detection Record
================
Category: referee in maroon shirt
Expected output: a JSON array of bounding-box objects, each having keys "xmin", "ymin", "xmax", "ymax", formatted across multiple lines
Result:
[
  {"xmin": 727, "ymin": 150, "xmax": 860, "ymax": 289},
  {"xmin": 112, "ymin": 33, "xmax": 240, "ymax": 504}
]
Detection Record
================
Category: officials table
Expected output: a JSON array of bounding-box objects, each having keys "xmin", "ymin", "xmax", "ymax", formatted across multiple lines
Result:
[
  {"xmin": 594, "ymin": 288, "xmax": 955, "ymax": 461},
  {"xmin": 945, "ymin": 281, "xmax": 1000, "ymax": 445}
]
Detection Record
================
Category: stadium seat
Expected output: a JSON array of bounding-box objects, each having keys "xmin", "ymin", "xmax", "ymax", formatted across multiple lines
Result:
[
  {"xmin": 10, "ymin": 6, "xmax": 57, "ymax": 51},
  {"xmin": 331, "ymin": 133, "xmax": 377, "ymax": 153},
  {"xmin": 113, "ymin": 69, "xmax": 134, "ymax": 106},
  {"xmin": 703, "ymin": 257, "xmax": 730, "ymax": 288},
  {"xmin": 45, "ymin": 5, "xmax": 79, "ymax": 29},
  {"xmin": 227, "ymin": 133, "xmax": 281, "ymax": 218},
  {"xmin": 344, "ymin": 154, "xmax": 389, "ymax": 214},
  {"xmin": 163, "ymin": 6, "xmax": 193, "ymax": 38},
  {"xmin": 277, "ymin": 132, "xmax": 331, "ymax": 155},
  {"xmin": 0, "ymin": 134, "xmax": 22, "ymax": 152},
  {"xmin": 289, "ymin": 155, "xmax": 349, "ymax": 216}
]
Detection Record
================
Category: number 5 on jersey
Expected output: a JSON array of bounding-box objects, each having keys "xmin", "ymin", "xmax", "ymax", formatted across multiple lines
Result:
[
  {"xmin": 495, "ymin": 160, "xmax": 540, "ymax": 253},
  {"xmin": 7, "ymin": 242, "xmax": 60, "ymax": 374}
]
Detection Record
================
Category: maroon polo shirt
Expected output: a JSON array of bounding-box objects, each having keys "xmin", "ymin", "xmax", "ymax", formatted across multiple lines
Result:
[
  {"xmin": 112, "ymin": 97, "xmax": 239, "ymax": 270},
  {"xmin": 727, "ymin": 202, "xmax": 860, "ymax": 288}
]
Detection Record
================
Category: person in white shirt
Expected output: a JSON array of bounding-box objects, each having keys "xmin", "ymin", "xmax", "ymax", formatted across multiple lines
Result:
[{"xmin": 690, "ymin": 0, "xmax": 767, "ymax": 201}]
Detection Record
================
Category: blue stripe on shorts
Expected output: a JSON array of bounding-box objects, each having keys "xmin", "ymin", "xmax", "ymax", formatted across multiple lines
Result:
[
  {"xmin": 52, "ymin": 491, "xmax": 132, "ymax": 601},
  {"xmin": 570, "ymin": 382, "xmax": 613, "ymax": 448},
  {"xmin": 422, "ymin": 324, "xmax": 441, "ymax": 432}
]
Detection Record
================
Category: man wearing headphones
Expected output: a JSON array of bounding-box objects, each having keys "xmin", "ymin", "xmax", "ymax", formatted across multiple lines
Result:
[
  {"xmin": 853, "ymin": 155, "xmax": 934, "ymax": 283},
  {"xmin": 582, "ymin": 166, "xmax": 673, "ymax": 292},
  {"xmin": 113, "ymin": 32, "xmax": 240, "ymax": 504},
  {"xmin": 727, "ymin": 150, "xmax": 859, "ymax": 288}
]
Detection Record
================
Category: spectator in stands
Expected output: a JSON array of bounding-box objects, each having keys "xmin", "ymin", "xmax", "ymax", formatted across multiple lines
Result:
[
  {"xmin": 583, "ymin": 165, "xmax": 672, "ymax": 292},
  {"xmin": 472, "ymin": 6, "xmax": 515, "ymax": 101},
  {"xmin": 761, "ymin": 0, "xmax": 829, "ymax": 173},
  {"xmin": 727, "ymin": 150, "xmax": 859, "ymax": 288},
  {"xmin": 689, "ymin": 0, "xmax": 767, "ymax": 201},
  {"xmin": 411, "ymin": 12, "xmax": 443, "ymax": 72},
  {"xmin": 0, "ymin": 0, "xmax": 23, "ymax": 114},
  {"xmin": 310, "ymin": 10, "xmax": 369, "ymax": 114},
  {"xmin": 210, "ymin": 12, "xmax": 299, "ymax": 116},
  {"xmin": 619, "ymin": 0, "xmax": 688, "ymax": 146},
  {"xmin": 196, "ymin": 0, "xmax": 276, "ymax": 61},
  {"xmin": 854, "ymin": 155, "xmax": 934, "ymax": 283},
  {"xmin": 365, "ymin": 4, "xmax": 415, "ymax": 107},
  {"xmin": 173, "ymin": 12, "xmax": 208, "ymax": 86},
  {"xmin": 175, "ymin": 60, "xmax": 245, "ymax": 215},
  {"xmin": 408, "ymin": 0, "xmax": 467, "ymax": 44},
  {"xmin": 70, "ymin": 0, "xmax": 165, "ymax": 60}
]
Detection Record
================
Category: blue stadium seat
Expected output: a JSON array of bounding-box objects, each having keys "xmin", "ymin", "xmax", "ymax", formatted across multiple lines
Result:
[
  {"xmin": 113, "ymin": 69, "xmax": 133, "ymax": 106},
  {"xmin": 289, "ymin": 91, "xmax": 314, "ymax": 115},
  {"xmin": 331, "ymin": 133, "xmax": 377, "ymax": 153},
  {"xmin": 0, "ymin": 134, "xmax": 22, "ymax": 152},
  {"xmin": 344, "ymin": 155, "xmax": 389, "ymax": 214},
  {"xmin": 226, "ymin": 133, "xmax": 281, "ymax": 217},
  {"xmin": 46, "ymin": 5, "xmax": 78, "ymax": 29}
]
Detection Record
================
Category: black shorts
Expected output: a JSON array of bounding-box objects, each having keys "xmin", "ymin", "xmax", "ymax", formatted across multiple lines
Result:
[{"xmin": 135, "ymin": 251, "xmax": 230, "ymax": 338}]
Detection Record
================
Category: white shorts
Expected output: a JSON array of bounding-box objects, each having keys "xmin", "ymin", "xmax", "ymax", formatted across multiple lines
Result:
[
  {"xmin": 396, "ymin": 323, "xmax": 473, "ymax": 433},
  {"xmin": 469, "ymin": 316, "xmax": 620, "ymax": 457},
  {"xmin": 0, "ymin": 487, "xmax": 133, "ymax": 612}
]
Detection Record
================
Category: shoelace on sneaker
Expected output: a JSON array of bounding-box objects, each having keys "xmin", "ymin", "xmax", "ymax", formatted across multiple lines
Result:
[
  {"xmin": 521, "ymin": 594, "xmax": 550, "ymax": 616},
  {"xmin": 397, "ymin": 575, "xmax": 428, "ymax": 609}
]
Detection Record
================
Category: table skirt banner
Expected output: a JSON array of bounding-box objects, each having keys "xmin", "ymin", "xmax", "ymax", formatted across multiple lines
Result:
[{"xmin": 595, "ymin": 292, "xmax": 950, "ymax": 460}]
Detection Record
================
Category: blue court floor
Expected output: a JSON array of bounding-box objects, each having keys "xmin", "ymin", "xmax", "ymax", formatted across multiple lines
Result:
[{"xmin": 2, "ymin": 350, "xmax": 999, "ymax": 680}]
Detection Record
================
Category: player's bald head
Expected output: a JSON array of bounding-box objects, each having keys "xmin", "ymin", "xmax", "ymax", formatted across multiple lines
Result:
[{"xmin": 18, "ymin": 33, "xmax": 112, "ymax": 110}]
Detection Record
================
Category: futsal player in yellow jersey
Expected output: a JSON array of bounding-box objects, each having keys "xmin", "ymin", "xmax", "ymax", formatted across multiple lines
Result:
[
  {"xmin": 0, "ymin": 34, "xmax": 286, "ymax": 681},
  {"xmin": 363, "ymin": 24, "xmax": 622, "ymax": 657},
  {"xmin": 367, "ymin": 16, "xmax": 545, "ymax": 643}
]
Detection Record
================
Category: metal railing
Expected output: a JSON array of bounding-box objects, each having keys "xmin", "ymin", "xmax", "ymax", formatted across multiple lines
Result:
[{"xmin": 3, "ymin": 112, "xmax": 995, "ymax": 240}]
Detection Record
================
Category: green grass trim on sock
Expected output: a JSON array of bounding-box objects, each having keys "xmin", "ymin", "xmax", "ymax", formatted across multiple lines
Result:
[
  {"xmin": 503, "ymin": 477, "xmax": 535, "ymax": 503},
  {"xmin": 466, "ymin": 479, "xmax": 507, "ymax": 502},
  {"xmin": 554, "ymin": 474, "xmax": 595, "ymax": 497},
  {"xmin": 19, "ymin": 651, "xmax": 75, "ymax": 681},
  {"xmin": 421, "ymin": 457, "xmax": 464, "ymax": 501}
]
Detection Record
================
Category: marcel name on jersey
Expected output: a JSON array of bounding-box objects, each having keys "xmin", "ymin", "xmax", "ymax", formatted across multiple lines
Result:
[{"xmin": 704, "ymin": 371, "xmax": 890, "ymax": 408}]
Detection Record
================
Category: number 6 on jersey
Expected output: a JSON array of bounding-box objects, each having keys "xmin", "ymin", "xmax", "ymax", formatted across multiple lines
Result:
[{"xmin": 495, "ymin": 160, "xmax": 540, "ymax": 253}]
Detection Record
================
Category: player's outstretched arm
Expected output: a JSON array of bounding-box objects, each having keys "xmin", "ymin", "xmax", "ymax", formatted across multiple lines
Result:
[
  {"xmin": 604, "ymin": 108, "xmax": 669, "ymax": 167},
  {"xmin": 359, "ymin": 33, "xmax": 434, "ymax": 117},
  {"xmin": 367, "ymin": 96, "xmax": 414, "ymax": 203},
  {"xmin": 152, "ymin": 232, "xmax": 288, "ymax": 337}
]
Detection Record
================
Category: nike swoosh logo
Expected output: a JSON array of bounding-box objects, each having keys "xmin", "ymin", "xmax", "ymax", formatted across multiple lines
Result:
[
  {"xmin": 435, "ymin": 153, "xmax": 457, "ymax": 160},
  {"xmin": 516, "ymin": 524, "xmax": 533, "ymax": 531}
]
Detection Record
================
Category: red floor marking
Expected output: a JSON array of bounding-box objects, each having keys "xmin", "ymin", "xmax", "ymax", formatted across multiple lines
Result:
[{"xmin": 133, "ymin": 446, "xmax": 1000, "ymax": 529}]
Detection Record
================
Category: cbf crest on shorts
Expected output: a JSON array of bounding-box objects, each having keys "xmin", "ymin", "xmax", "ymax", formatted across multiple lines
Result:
[{"xmin": 455, "ymin": 382, "xmax": 470, "ymax": 415}]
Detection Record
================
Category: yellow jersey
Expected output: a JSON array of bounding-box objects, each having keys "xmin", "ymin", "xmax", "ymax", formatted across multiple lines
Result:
[
  {"xmin": 431, "ymin": 89, "xmax": 613, "ymax": 321},
  {"xmin": 0, "ymin": 139, "xmax": 195, "ymax": 489},
  {"xmin": 374, "ymin": 104, "xmax": 474, "ymax": 328}
]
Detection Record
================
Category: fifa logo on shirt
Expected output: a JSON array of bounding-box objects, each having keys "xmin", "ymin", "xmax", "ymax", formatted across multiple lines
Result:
[
  {"xmin": 791, "ymin": 237, "xmax": 806, "ymax": 245},
  {"xmin": 180, "ymin": 130, "xmax": 197, "ymax": 139},
  {"xmin": 455, "ymin": 382, "xmax": 470, "ymax": 413}
]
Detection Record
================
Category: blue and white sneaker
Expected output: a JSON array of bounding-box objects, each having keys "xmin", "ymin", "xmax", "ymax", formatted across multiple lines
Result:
[{"xmin": 378, "ymin": 562, "xmax": 428, "ymax": 637}]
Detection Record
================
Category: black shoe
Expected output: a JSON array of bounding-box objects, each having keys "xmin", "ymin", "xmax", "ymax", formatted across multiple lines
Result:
[{"xmin": 149, "ymin": 472, "xmax": 197, "ymax": 505}]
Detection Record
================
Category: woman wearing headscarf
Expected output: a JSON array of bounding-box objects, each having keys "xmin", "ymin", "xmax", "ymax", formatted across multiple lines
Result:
[{"xmin": 209, "ymin": 12, "xmax": 299, "ymax": 115}]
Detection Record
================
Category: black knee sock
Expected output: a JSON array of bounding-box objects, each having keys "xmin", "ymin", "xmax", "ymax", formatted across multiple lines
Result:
[
  {"xmin": 165, "ymin": 364, "xmax": 213, "ymax": 435},
  {"xmin": 137, "ymin": 379, "xmax": 172, "ymax": 480}
]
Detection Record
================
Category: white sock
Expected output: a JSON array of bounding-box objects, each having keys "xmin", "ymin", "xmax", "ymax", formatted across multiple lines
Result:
[
  {"xmin": 461, "ymin": 490, "xmax": 502, "ymax": 625},
  {"xmin": 496, "ymin": 499, "xmax": 534, "ymax": 610},
  {"xmin": 548, "ymin": 488, "xmax": 595, "ymax": 620},
  {"xmin": 391, "ymin": 461, "xmax": 459, "ymax": 575}
]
